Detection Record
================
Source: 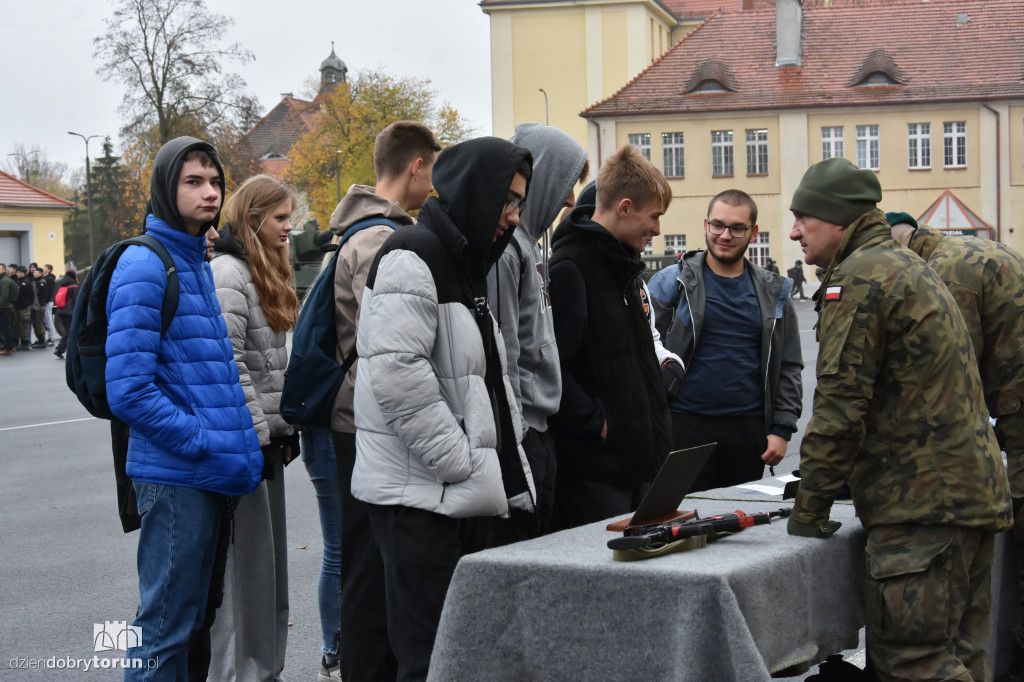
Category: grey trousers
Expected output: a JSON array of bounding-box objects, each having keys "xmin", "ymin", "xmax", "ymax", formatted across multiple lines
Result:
[{"xmin": 208, "ymin": 447, "xmax": 289, "ymax": 682}]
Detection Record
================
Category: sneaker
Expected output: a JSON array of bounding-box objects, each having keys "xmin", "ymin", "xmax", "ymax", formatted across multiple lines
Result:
[
  {"xmin": 47, "ymin": 338, "xmax": 54, "ymax": 346},
  {"xmin": 0, "ymin": 349, "xmax": 13, "ymax": 356},
  {"xmin": 53, "ymin": 350, "xmax": 64, "ymax": 359},
  {"xmin": 31, "ymin": 341, "xmax": 45, "ymax": 349},
  {"xmin": 318, "ymin": 655, "xmax": 342, "ymax": 681}
]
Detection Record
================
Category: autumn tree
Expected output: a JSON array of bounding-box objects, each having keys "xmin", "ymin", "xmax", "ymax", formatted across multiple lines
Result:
[
  {"xmin": 287, "ymin": 69, "xmax": 475, "ymax": 222},
  {"xmin": 94, "ymin": 0, "xmax": 261, "ymax": 151}
]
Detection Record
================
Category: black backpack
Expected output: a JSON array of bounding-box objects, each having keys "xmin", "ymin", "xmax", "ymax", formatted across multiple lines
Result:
[
  {"xmin": 281, "ymin": 217, "xmax": 398, "ymax": 426},
  {"xmin": 65, "ymin": 234, "xmax": 179, "ymax": 533}
]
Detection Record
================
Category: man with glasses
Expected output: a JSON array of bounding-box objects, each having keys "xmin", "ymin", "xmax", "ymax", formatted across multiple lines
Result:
[{"xmin": 648, "ymin": 189, "xmax": 803, "ymax": 492}]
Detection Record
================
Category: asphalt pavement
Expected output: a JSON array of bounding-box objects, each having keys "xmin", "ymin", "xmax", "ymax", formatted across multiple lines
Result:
[{"xmin": 0, "ymin": 296, "xmax": 856, "ymax": 681}]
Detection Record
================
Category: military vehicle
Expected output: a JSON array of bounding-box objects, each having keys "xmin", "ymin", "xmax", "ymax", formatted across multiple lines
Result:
[{"xmin": 290, "ymin": 219, "xmax": 332, "ymax": 300}]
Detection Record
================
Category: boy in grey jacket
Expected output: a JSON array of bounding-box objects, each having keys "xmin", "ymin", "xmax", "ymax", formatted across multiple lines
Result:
[{"xmin": 486, "ymin": 123, "xmax": 588, "ymax": 537}]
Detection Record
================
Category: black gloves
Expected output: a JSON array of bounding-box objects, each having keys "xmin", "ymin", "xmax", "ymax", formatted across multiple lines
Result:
[{"xmin": 661, "ymin": 360, "xmax": 685, "ymax": 399}]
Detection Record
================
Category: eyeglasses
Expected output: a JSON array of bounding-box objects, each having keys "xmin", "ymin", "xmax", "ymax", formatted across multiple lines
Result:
[
  {"xmin": 504, "ymin": 195, "xmax": 527, "ymax": 214},
  {"xmin": 706, "ymin": 218, "xmax": 753, "ymax": 238}
]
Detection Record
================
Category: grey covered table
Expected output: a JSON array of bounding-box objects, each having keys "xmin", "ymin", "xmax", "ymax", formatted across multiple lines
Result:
[{"xmin": 429, "ymin": 495, "xmax": 867, "ymax": 682}]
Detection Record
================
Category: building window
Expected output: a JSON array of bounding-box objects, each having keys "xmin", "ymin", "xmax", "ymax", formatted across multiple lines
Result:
[
  {"xmin": 908, "ymin": 123, "xmax": 931, "ymax": 169},
  {"xmin": 821, "ymin": 126, "xmax": 844, "ymax": 160},
  {"xmin": 856, "ymin": 124, "xmax": 879, "ymax": 170},
  {"xmin": 628, "ymin": 133, "xmax": 651, "ymax": 161},
  {"xmin": 747, "ymin": 231, "xmax": 770, "ymax": 268},
  {"xmin": 643, "ymin": 242, "xmax": 654, "ymax": 256},
  {"xmin": 664, "ymin": 235, "xmax": 686, "ymax": 254},
  {"xmin": 662, "ymin": 132, "xmax": 685, "ymax": 178},
  {"xmin": 746, "ymin": 129, "xmax": 769, "ymax": 175},
  {"xmin": 943, "ymin": 121, "xmax": 967, "ymax": 168},
  {"xmin": 711, "ymin": 130, "xmax": 734, "ymax": 176}
]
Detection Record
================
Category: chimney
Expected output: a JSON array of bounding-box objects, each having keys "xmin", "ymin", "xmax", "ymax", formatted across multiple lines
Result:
[{"xmin": 776, "ymin": 0, "xmax": 803, "ymax": 67}]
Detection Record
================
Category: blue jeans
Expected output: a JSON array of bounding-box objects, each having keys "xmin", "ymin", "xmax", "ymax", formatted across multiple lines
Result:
[
  {"xmin": 126, "ymin": 482, "xmax": 225, "ymax": 681},
  {"xmin": 301, "ymin": 427, "xmax": 342, "ymax": 657}
]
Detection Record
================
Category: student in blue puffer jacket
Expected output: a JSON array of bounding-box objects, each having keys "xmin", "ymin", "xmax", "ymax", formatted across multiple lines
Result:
[{"xmin": 105, "ymin": 136, "xmax": 263, "ymax": 682}]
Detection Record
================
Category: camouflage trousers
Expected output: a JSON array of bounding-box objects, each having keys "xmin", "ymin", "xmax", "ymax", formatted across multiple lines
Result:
[
  {"xmin": 995, "ymin": 411, "xmax": 1024, "ymax": 649},
  {"xmin": 865, "ymin": 524, "xmax": 995, "ymax": 682}
]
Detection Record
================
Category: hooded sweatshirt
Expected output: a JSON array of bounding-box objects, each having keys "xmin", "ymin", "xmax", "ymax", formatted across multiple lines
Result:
[
  {"xmin": 105, "ymin": 136, "xmax": 263, "ymax": 495},
  {"xmin": 486, "ymin": 123, "xmax": 588, "ymax": 433},
  {"xmin": 351, "ymin": 137, "xmax": 538, "ymax": 518},
  {"xmin": 548, "ymin": 206, "xmax": 673, "ymax": 485},
  {"xmin": 327, "ymin": 184, "xmax": 415, "ymax": 433}
]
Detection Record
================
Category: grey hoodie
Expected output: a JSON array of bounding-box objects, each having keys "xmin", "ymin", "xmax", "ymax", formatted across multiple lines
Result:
[{"xmin": 486, "ymin": 123, "xmax": 588, "ymax": 432}]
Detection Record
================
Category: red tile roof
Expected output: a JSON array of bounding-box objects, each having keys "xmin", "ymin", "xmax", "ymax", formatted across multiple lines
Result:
[
  {"xmin": 583, "ymin": 0, "xmax": 1024, "ymax": 117},
  {"xmin": 239, "ymin": 96, "xmax": 321, "ymax": 162},
  {"xmin": 0, "ymin": 170, "xmax": 75, "ymax": 209}
]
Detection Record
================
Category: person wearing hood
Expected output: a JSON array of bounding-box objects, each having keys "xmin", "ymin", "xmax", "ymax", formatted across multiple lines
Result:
[
  {"xmin": 208, "ymin": 174, "xmax": 299, "ymax": 682},
  {"xmin": 322, "ymin": 120, "xmax": 440, "ymax": 682},
  {"xmin": 485, "ymin": 122, "xmax": 588, "ymax": 539},
  {"xmin": 547, "ymin": 145, "xmax": 674, "ymax": 530},
  {"xmin": 105, "ymin": 136, "xmax": 263, "ymax": 681},
  {"xmin": 351, "ymin": 136, "xmax": 536, "ymax": 682}
]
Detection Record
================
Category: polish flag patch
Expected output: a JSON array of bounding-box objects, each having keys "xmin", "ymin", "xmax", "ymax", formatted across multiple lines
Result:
[{"xmin": 825, "ymin": 286, "xmax": 843, "ymax": 301}]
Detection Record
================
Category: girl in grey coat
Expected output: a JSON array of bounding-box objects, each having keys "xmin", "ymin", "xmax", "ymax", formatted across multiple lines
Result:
[{"xmin": 209, "ymin": 174, "xmax": 299, "ymax": 682}]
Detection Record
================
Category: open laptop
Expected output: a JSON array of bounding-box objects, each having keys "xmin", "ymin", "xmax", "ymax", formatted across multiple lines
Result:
[{"xmin": 605, "ymin": 442, "xmax": 716, "ymax": 532}]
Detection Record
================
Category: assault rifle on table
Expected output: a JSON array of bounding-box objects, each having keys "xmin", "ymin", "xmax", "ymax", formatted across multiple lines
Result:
[{"xmin": 608, "ymin": 508, "xmax": 792, "ymax": 551}]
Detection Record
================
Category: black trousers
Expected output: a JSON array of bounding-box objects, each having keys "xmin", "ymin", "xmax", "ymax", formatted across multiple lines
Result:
[
  {"xmin": 0, "ymin": 308, "xmax": 13, "ymax": 351},
  {"xmin": 552, "ymin": 477, "xmax": 650, "ymax": 531},
  {"xmin": 671, "ymin": 412, "xmax": 767, "ymax": 493},
  {"xmin": 365, "ymin": 502, "xmax": 463, "ymax": 682},
  {"xmin": 332, "ymin": 431, "xmax": 397, "ymax": 682}
]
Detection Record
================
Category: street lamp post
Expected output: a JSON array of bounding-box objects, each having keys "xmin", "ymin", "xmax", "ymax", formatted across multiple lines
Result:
[
  {"xmin": 68, "ymin": 132, "xmax": 100, "ymax": 262},
  {"xmin": 6, "ymin": 150, "xmax": 41, "ymax": 185},
  {"xmin": 538, "ymin": 88, "xmax": 549, "ymax": 125}
]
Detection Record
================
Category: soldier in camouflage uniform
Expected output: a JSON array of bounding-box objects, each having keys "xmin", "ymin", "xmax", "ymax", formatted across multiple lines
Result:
[
  {"xmin": 787, "ymin": 158, "xmax": 1013, "ymax": 682},
  {"xmin": 887, "ymin": 211, "xmax": 1024, "ymax": 678}
]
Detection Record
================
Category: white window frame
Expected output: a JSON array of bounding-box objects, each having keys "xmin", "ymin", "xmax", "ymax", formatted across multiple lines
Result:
[
  {"xmin": 821, "ymin": 126, "xmax": 844, "ymax": 160},
  {"xmin": 856, "ymin": 124, "xmax": 880, "ymax": 170},
  {"xmin": 745, "ymin": 128, "xmax": 769, "ymax": 175},
  {"xmin": 943, "ymin": 121, "xmax": 967, "ymax": 168},
  {"xmin": 711, "ymin": 130, "xmax": 734, "ymax": 176},
  {"xmin": 908, "ymin": 123, "xmax": 931, "ymax": 169},
  {"xmin": 747, "ymin": 232, "xmax": 770, "ymax": 268},
  {"xmin": 664, "ymin": 235, "xmax": 686, "ymax": 253},
  {"xmin": 662, "ymin": 132, "xmax": 685, "ymax": 178},
  {"xmin": 628, "ymin": 133, "xmax": 651, "ymax": 161}
]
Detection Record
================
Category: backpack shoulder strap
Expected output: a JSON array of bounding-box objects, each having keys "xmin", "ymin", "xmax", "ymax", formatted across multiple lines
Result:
[
  {"xmin": 122, "ymin": 235, "xmax": 179, "ymax": 336},
  {"xmin": 339, "ymin": 216, "xmax": 401, "ymax": 245}
]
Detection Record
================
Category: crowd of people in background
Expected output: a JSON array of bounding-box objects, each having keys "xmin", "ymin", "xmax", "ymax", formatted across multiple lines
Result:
[
  {"xmin": 29, "ymin": 117, "xmax": 1017, "ymax": 682},
  {"xmin": 0, "ymin": 261, "xmax": 74, "ymax": 355}
]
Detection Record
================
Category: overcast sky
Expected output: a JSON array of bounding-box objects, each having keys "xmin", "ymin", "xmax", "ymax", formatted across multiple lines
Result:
[{"xmin": 1, "ymin": 0, "xmax": 494, "ymax": 179}]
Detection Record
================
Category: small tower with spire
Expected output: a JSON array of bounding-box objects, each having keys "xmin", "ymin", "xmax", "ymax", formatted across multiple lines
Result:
[{"xmin": 320, "ymin": 42, "xmax": 348, "ymax": 94}]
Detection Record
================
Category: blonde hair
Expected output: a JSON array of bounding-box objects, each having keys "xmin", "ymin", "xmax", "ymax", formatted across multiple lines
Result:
[
  {"xmin": 222, "ymin": 175, "xmax": 298, "ymax": 332},
  {"xmin": 596, "ymin": 145, "xmax": 672, "ymax": 213}
]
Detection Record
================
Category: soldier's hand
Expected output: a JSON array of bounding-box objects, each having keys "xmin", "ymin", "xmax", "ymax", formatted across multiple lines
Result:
[{"xmin": 787, "ymin": 516, "xmax": 842, "ymax": 538}]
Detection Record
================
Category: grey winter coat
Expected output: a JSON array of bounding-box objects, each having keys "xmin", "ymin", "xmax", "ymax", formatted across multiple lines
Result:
[{"xmin": 211, "ymin": 229, "xmax": 294, "ymax": 447}]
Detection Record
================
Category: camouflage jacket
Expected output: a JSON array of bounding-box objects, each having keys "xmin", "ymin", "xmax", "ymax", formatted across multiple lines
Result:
[
  {"xmin": 906, "ymin": 223, "xmax": 1024, "ymax": 419},
  {"xmin": 794, "ymin": 209, "xmax": 1012, "ymax": 531}
]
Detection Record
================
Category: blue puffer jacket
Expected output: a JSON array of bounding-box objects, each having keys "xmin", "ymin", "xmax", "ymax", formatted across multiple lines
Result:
[{"xmin": 106, "ymin": 217, "xmax": 263, "ymax": 495}]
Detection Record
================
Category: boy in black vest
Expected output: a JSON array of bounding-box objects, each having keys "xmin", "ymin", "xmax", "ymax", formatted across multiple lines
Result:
[{"xmin": 548, "ymin": 145, "xmax": 674, "ymax": 529}]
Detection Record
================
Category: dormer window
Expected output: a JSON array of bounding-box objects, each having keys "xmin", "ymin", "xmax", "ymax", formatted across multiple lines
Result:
[
  {"xmin": 261, "ymin": 152, "xmax": 287, "ymax": 161},
  {"xmin": 694, "ymin": 80, "xmax": 727, "ymax": 93},
  {"xmin": 857, "ymin": 72, "xmax": 899, "ymax": 86}
]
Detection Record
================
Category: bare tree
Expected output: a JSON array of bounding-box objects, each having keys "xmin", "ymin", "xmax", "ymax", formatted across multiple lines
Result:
[
  {"xmin": 2, "ymin": 144, "xmax": 71, "ymax": 198},
  {"xmin": 93, "ymin": 0, "xmax": 260, "ymax": 146}
]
